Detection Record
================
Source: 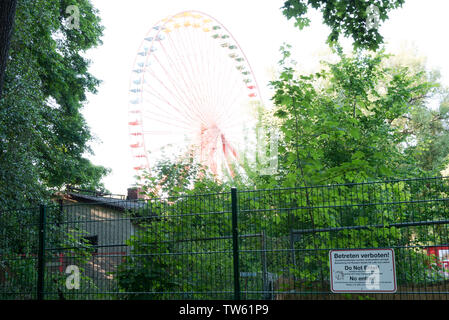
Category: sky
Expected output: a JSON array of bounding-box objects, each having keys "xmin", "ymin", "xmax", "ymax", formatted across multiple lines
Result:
[{"xmin": 82, "ymin": 0, "xmax": 449, "ymax": 195}]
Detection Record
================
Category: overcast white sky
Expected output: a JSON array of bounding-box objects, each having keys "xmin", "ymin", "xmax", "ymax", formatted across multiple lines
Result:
[{"xmin": 82, "ymin": 0, "xmax": 449, "ymax": 194}]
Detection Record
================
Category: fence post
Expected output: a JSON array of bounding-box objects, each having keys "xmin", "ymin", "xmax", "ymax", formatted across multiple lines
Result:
[
  {"xmin": 231, "ymin": 187, "xmax": 240, "ymax": 300},
  {"xmin": 37, "ymin": 204, "xmax": 47, "ymax": 300},
  {"xmin": 261, "ymin": 231, "xmax": 269, "ymax": 299}
]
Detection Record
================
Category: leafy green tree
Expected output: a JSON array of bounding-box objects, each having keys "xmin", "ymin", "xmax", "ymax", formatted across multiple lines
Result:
[
  {"xmin": 378, "ymin": 46, "xmax": 449, "ymax": 174},
  {"xmin": 0, "ymin": 1, "xmax": 108, "ymax": 299},
  {"xmin": 401, "ymin": 93, "xmax": 449, "ymax": 174},
  {"xmin": 138, "ymin": 150, "xmax": 208, "ymax": 198},
  {"xmin": 249, "ymin": 45, "xmax": 449, "ymax": 292},
  {"xmin": 282, "ymin": 0, "xmax": 405, "ymax": 50},
  {"xmin": 268, "ymin": 45, "xmax": 436, "ymax": 189},
  {"xmin": 117, "ymin": 167, "xmax": 236, "ymax": 299},
  {"xmin": 0, "ymin": 0, "xmax": 109, "ymax": 209}
]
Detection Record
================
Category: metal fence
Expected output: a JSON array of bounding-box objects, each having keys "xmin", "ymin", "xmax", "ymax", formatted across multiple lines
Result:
[{"xmin": 1, "ymin": 176, "xmax": 449, "ymax": 300}]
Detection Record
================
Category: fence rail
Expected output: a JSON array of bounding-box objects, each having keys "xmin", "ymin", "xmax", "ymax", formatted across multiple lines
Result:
[{"xmin": 1, "ymin": 177, "xmax": 449, "ymax": 300}]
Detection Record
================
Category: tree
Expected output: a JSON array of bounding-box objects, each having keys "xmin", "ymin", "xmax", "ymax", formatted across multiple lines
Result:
[
  {"xmin": 0, "ymin": 0, "xmax": 17, "ymax": 99},
  {"xmin": 401, "ymin": 96, "xmax": 449, "ymax": 174},
  {"xmin": 267, "ymin": 45, "xmax": 437, "ymax": 188},
  {"xmin": 117, "ymin": 154, "xmax": 237, "ymax": 299},
  {"xmin": 0, "ymin": 0, "xmax": 108, "ymax": 209},
  {"xmin": 376, "ymin": 46, "xmax": 449, "ymax": 175},
  {"xmin": 282, "ymin": 0, "xmax": 405, "ymax": 50}
]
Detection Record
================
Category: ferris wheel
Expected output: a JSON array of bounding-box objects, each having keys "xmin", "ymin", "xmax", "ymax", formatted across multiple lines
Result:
[{"xmin": 128, "ymin": 10, "xmax": 263, "ymax": 177}]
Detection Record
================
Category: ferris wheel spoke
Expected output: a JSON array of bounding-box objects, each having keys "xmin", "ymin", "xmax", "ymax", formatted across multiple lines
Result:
[
  {"xmin": 141, "ymin": 110, "xmax": 194, "ymax": 131},
  {"xmin": 144, "ymin": 62, "xmax": 194, "ymax": 116},
  {"xmin": 156, "ymin": 38, "xmax": 212, "ymax": 125},
  {"xmin": 205, "ymin": 38, "xmax": 241, "ymax": 114},
  {"xmin": 184, "ymin": 26, "xmax": 221, "ymax": 116},
  {"xmin": 141, "ymin": 113, "xmax": 193, "ymax": 132},
  {"xmin": 192, "ymin": 29, "xmax": 238, "ymax": 121},
  {"xmin": 149, "ymin": 46, "xmax": 202, "ymax": 113},
  {"xmin": 141, "ymin": 85, "xmax": 199, "ymax": 126},
  {"xmin": 142, "ymin": 58, "xmax": 204, "ymax": 125},
  {"xmin": 173, "ymin": 26, "xmax": 229, "ymax": 123},
  {"xmin": 142, "ymin": 130, "xmax": 187, "ymax": 135},
  {"xmin": 171, "ymin": 24, "xmax": 239, "ymax": 127},
  {"xmin": 163, "ymin": 32, "xmax": 215, "ymax": 124},
  {"xmin": 215, "ymin": 90, "xmax": 249, "ymax": 128}
]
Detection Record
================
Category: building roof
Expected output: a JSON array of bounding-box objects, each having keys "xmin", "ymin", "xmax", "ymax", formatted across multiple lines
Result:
[{"xmin": 67, "ymin": 192, "xmax": 148, "ymax": 212}]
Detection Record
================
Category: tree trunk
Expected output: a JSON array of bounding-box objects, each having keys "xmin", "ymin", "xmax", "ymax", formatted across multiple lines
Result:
[{"xmin": 0, "ymin": 0, "xmax": 18, "ymax": 100}]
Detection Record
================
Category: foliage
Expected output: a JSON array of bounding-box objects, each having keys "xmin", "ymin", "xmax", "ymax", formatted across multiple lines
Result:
[
  {"xmin": 115, "ymin": 177, "xmax": 449, "ymax": 298},
  {"xmin": 138, "ymin": 150, "xmax": 210, "ymax": 198},
  {"xmin": 135, "ymin": 146, "xmax": 253, "ymax": 200},
  {"xmin": 281, "ymin": 0, "xmax": 405, "ymax": 50},
  {"xmin": 116, "ymin": 192, "xmax": 235, "ymax": 299},
  {"xmin": 0, "ymin": 0, "xmax": 109, "ymax": 210},
  {"xmin": 267, "ymin": 45, "xmax": 440, "ymax": 189},
  {"xmin": 403, "ymin": 96, "xmax": 449, "ymax": 174}
]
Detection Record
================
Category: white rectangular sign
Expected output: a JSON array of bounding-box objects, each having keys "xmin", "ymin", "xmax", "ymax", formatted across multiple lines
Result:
[{"xmin": 329, "ymin": 249, "xmax": 397, "ymax": 293}]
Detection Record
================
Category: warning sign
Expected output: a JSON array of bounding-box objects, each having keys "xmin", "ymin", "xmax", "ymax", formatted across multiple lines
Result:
[{"xmin": 329, "ymin": 249, "xmax": 396, "ymax": 293}]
